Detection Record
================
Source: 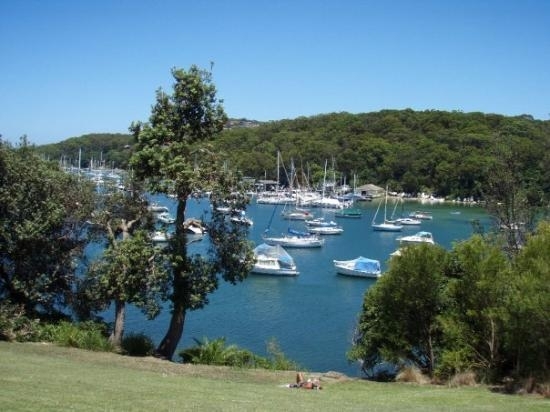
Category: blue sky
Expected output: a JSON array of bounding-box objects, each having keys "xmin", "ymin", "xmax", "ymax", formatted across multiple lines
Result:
[{"xmin": 1, "ymin": 0, "xmax": 549, "ymax": 145}]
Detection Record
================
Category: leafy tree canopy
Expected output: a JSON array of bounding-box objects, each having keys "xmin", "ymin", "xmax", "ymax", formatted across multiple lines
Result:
[{"xmin": 0, "ymin": 138, "xmax": 95, "ymax": 318}]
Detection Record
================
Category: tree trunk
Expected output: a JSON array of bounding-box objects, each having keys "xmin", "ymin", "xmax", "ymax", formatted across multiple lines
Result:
[
  {"xmin": 155, "ymin": 195, "xmax": 189, "ymax": 360},
  {"xmin": 109, "ymin": 299, "xmax": 125, "ymax": 348},
  {"xmin": 427, "ymin": 332, "xmax": 435, "ymax": 377},
  {"xmin": 155, "ymin": 301, "xmax": 186, "ymax": 360}
]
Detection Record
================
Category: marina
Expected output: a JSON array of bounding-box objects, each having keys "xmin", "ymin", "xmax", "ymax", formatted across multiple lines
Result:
[{"xmin": 116, "ymin": 194, "xmax": 489, "ymax": 377}]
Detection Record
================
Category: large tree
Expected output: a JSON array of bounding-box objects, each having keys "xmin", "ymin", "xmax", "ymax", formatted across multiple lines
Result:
[
  {"xmin": 349, "ymin": 244, "xmax": 447, "ymax": 377},
  {"xmin": 130, "ymin": 66, "xmax": 254, "ymax": 360},
  {"xmin": 83, "ymin": 230, "xmax": 170, "ymax": 347},
  {"xmin": 77, "ymin": 176, "xmax": 170, "ymax": 347},
  {"xmin": 482, "ymin": 135, "xmax": 544, "ymax": 254},
  {"xmin": 438, "ymin": 235, "xmax": 510, "ymax": 380},
  {"xmin": 504, "ymin": 221, "xmax": 550, "ymax": 379},
  {"xmin": 0, "ymin": 138, "xmax": 94, "ymax": 318}
]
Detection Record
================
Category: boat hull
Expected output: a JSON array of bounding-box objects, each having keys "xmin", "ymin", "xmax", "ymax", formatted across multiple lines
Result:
[
  {"xmin": 263, "ymin": 236, "xmax": 324, "ymax": 248},
  {"xmin": 251, "ymin": 265, "xmax": 298, "ymax": 276},
  {"xmin": 308, "ymin": 226, "xmax": 343, "ymax": 235},
  {"xmin": 372, "ymin": 223, "xmax": 403, "ymax": 232},
  {"xmin": 333, "ymin": 262, "xmax": 381, "ymax": 278},
  {"xmin": 333, "ymin": 257, "xmax": 382, "ymax": 279},
  {"xmin": 334, "ymin": 210, "xmax": 362, "ymax": 218}
]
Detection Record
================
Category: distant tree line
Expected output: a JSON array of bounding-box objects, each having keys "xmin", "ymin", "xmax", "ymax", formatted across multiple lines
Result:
[
  {"xmin": 38, "ymin": 133, "xmax": 133, "ymax": 170},
  {"xmin": 217, "ymin": 110, "xmax": 550, "ymax": 202},
  {"xmin": 37, "ymin": 110, "xmax": 550, "ymax": 202}
]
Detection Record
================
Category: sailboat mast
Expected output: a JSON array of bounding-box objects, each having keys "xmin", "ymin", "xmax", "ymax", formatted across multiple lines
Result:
[
  {"xmin": 384, "ymin": 185, "xmax": 389, "ymax": 221},
  {"xmin": 322, "ymin": 159, "xmax": 328, "ymax": 198},
  {"xmin": 276, "ymin": 151, "xmax": 280, "ymax": 192}
]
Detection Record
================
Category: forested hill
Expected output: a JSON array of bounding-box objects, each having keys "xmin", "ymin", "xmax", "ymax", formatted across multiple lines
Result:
[
  {"xmin": 38, "ymin": 133, "xmax": 133, "ymax": 169},
  {"xmin": 217, "ymin": 110, "xmax": 550, "ymax": 200},
  {"xmin": 37, "ymin": 110, "xmax": 550, "ymax": 200}
]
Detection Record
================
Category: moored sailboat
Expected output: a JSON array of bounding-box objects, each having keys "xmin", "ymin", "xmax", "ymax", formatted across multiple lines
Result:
[{"xmin": 371, "ymin": 187, "xmax": 403, "ymax": 232}]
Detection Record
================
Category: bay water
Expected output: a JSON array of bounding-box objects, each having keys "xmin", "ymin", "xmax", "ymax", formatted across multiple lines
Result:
[{"xmin": 119, "ymin": 195, "xmax": 489, "ymax": 377}]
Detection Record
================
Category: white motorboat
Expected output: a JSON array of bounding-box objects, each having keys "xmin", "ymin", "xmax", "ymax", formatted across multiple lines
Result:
[
  {"xmin": 281, "ymin": 207, "xmax": 312, "ymax": 220},
  {"xmin": 304, "ymin": 217, "xmax": 337, "ymax": 227},
  {"xmin": 308, "ymin": 225, "xmax": 344, "ymax": 235},
  {"xmin": 311, "ymin": 197, "xmax": 344, "ymax": 209},
  {"xmin": 230, "ymin": 215, "xmax": 253, "ymax": 226},
  {"xmin": 157, "ymin": 211, "xmax": 175, "ymax": 224},
  {"xmin": 333, "ymin": 256, "xmax": 382, "ymax": 278},
  {"xmin": 397, "ymin": 231, "xmax": 435, "ymax": 245},
  {"xmin": 251, "ymin": 243, "xmax": 299, "ymax": 276},
  {"xmin": 230, "ymin": 211, "xmax": 253, "ymax": 226},
  {"xmin": 372, "ymin": 221, "xmax": 403, "ymax": 232},
  {"xmin": 151, "ymin": 231, "xmax": 172, "ymax": 243},
  {"xmin": 148, "ymin": 203, "xmax": 169, "ymax": 213},
  {"xmin": 393, "ymin": 217, "xmax": 421, "ymax": 225},
  {"xmin": 183, "ymin": 218, "xmax": 206, "ymax": 235},
  {"xmin": 263, "ymin": 228, "xmax": 324, "ymax": 248},
  {"xmin": 409, "ymin": 210, "xmax": 433, "ymax": 220}
]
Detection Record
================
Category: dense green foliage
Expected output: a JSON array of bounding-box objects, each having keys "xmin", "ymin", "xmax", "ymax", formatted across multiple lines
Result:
[
  {"xmin": 81, "ymin": 230, "xmax": 170, "ymax": 346},
  {"xmin": 0, "ymin": 302, "xmax": 41, "ymax": 342},
  {"xmin": 39, "ymin": 110, "xmax": 550, "ymax": 203},
  {"xmin": 38, "ymin": 133, "xmax": 133, "ymax": 169},
  {"xmin": 350, "ymin": 244, "xmax": 447, "ymax": 377},
  {"xmin": 37, "ymin": 320, "xmax": 113, "ymax": 351},
  {"xmin": 218, "ymin": 110, "xmax": 550, "ymax": 200},
  {"xmin": 121, "ymin": 332, "xmax": 156, "ymax": 356},
  {"xmin": 438, "ymin": 236, "xmax": 511, "ymax": 381},
  {"xmin": 0, "ymin": 139, "xmax": 95, "ymax": 318},
  {"xmin": 350, "ymin": 223, "xmax": 550, "ymax": 383},
  {"xmin": 179, "ymin": 337, "xmax": 300, "ymax": 371}
]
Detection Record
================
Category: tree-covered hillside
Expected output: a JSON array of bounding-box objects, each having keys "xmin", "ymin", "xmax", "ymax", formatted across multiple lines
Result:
[
  {"xmin": 217, "ymin": 110, "xmax": 550, "ymax": 201},
  {"xmin": 38, "ymin": 133, "xmax": 133, "ymax": 170},
  {"xmin": 37, "ymin": 110, "xmax": 550, "ymax": 201}
]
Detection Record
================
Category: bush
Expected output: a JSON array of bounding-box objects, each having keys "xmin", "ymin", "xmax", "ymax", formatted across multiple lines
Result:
[
  {"xmin": 178, "ymin": 337, "xmax": 299, "ymax": 370},
  {"xmin": 179, "ymin": 337, "xmax": 253, "ymax": 367},
  {"xmin": 0, "ymin": 303, "xmax": 41, "ymax": 342},
  {"xmin": 38, "ymin": 321, "xmax": 113, "ymax": 351},
  {"xmin": 263, "ymin": 338, "xmax": 300, "ymax": 371},
  {"xmin": 449, "ymin": 371, "xmax": 477, "ymax": 387},
  {"xmin": 121, "ymin": 333, "xmax": 155, "ymax": 357},
  {"xmin": 395, "ymin": 366, "xmax": 429, "ymax": 384},
  {"xmin": 435, "ymin": 349, "xmax": 474, "ymax": 381}
]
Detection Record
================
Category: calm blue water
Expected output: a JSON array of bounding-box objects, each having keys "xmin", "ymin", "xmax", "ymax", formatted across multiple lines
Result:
[{"xmin": 118, "ymin": 195, "xmax": 489, "ymax": 376}]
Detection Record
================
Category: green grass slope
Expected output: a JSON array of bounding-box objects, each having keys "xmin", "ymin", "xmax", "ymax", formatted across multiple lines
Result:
[{"xmin": 1, "ymin": 342, "xmax": 548, "ymax": 411}]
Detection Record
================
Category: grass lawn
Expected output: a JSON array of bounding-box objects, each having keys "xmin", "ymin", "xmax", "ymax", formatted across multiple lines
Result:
[{"xmin": 1, "ymin": 341, "xmax": 548, "ymax": 411}]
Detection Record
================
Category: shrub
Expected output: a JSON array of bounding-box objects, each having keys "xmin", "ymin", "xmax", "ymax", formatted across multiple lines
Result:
[
  {"xmin": 395, "ymin": 366, "xmax": 429, "ymax": 384},
  {"xmin": 264, "ymin": 338, "xmax": 300, "ymax": 371},
  {"xmin": 435, "ymin": 349, "xmax": 473, "ymax": 381},
  {"xmin": 536, "ymin": 382, "xmax": 550, "ymax": 398},
  {"xmin": 121, "ymin": 333, "xmax": 155, "ymax": 357},
  {"xmin": 449, "ymin": 371, "xmax": 477, "ymax": 387},
  {"xmin": 0, "ymin": 303, "xmax": 40, "ymax": 342},
  {"xmin": 180, "ymin": 337, "xmax": 251, "ymax": 367},
  {"xmin": 38, "ymin": 321, "xmax": 113, "ymax": 351},
  {"xmin": 178, "ymin": 337, "xmax": 299, "ymax": 370}
]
